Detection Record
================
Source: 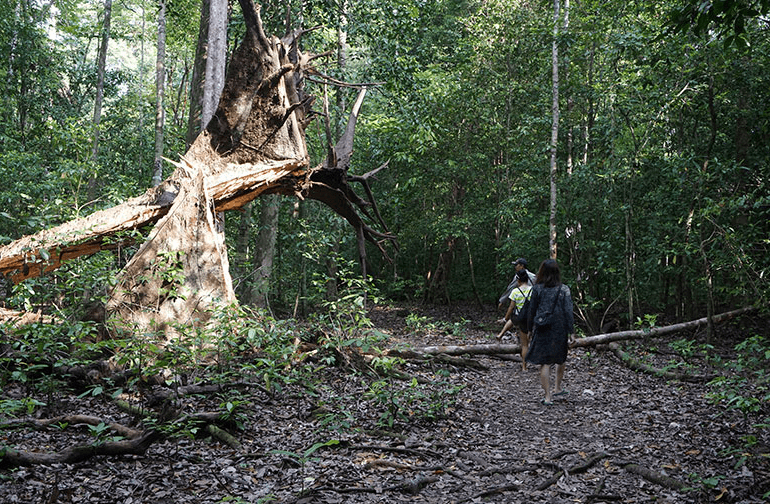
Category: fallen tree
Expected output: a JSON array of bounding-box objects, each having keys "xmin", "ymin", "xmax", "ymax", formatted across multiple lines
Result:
[
  {"xmin": 405, "ymin": 305, "xmax": 760, "ymax": 357},
  {"xmin": 0, "ymin": 0, "xmax": 394, "ymax": 335}
]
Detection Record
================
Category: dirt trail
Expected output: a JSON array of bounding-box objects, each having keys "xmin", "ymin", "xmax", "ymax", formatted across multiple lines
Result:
[{"xmin": 1, "ymin": 303, "xmax": 767, "ymax": 503}]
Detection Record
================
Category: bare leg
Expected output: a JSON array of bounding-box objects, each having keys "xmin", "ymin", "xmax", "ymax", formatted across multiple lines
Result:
[
  {"xmin": 520, "ymin": 331, "xmax": 529, "ymax": 371},
  {"xmin": 554, "ymin": 363, "xmax": 565, "ymax": 394},
  {"xmin": 496, "ymin": 320, "xmax": 513, "ymax": 341},
  {"xmin": 539, "ymin": 364, "xmax": 551, "ymax": 403}
]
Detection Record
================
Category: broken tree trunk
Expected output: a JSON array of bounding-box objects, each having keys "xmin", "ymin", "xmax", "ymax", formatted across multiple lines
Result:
[{"xmin": 0, "ymin": 0, "xmax": 394, "ymax": 335}]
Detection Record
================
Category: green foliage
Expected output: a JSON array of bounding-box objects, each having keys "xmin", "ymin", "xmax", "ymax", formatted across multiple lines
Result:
[
  {"xmin": 86, "ymin": 421, "xmax": 124, "ymax": 445},
  {"xmin": 0, "ymin": 397, "xmax": 46, "ymax": 417},
  {"xmin": 269, "ymin": 439, "xmax": 341, "ymax": 494},
  {"xmin": 634, "ymin": 314, "xmax": 658, "ymax": 332},
  {"xmin": 363, "ymin": 373, "xmax": 463, "ymax": 428},
  {"xmin": 707, "ymin": 334, "xmax": 770, "ymax": 419},
  {"xmin": 667, "ymin": 0, "xmax": 770, "ymax": 50}
]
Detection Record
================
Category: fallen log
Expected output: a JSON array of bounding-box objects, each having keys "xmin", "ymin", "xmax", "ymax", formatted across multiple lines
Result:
[
  {"xmin": 403, "ymin": 342, "xmax": 523, "ymax": 357},
  {"xmin": 407, "ymin": 306, "xmax": 759, "ymax": 357},
  {"xmin": 572, "ymin": 305, "xmax": 758, "ymax": 347}
]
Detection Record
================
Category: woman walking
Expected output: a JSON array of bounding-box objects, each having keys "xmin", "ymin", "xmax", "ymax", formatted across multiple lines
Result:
[
  {"xmin": 496, "ymin": 268, "xmax": 532, "ymax": 370},
  {"xmin": 526, "ymin": 259, "xmax": 575, "ymax": 405}
]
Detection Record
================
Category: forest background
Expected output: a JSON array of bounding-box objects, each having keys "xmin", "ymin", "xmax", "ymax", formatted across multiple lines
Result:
[{"xmin": 1, "ymin": 1, "xmax": 769, "ymax": 362}]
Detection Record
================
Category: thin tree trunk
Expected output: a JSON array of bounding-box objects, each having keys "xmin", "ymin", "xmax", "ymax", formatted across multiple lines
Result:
[
  {"xmin": 172, "ymin": 63, "xmax": 190, "ymax": 129},
  {"xmin": 137, "ymin": 4, "xmax": 146, "ymax": 169},
  {"xmin": 548, "ymin": 0, "xmax": 560, "ymax": 260},
  {"xmin": 186, "ymin": 0, "xmax": 210, "ymax": 147},
  {"xmin": 152, "ymin": 0, "xmax": 167, "ymax": 187},
  {"xmin": 624, "ymin": 204, "xmax": 635, "ymax": 327},
  {"xmin": 89, "ymin": 0, "xmax": 112, "ymax": 200},
  {"xmin": 562, "ymin": 0, "xmax": 572, "ymax": 176},
  {"xmin": 465, "ymin": 237, "xmax": 483, "ymax": 310},
  {"xmin": 583, "ymin": 42, "xmax": 595, "ymax": 165},
  {"xmin": 250, "ymin": 195, "xmax": 280, "ymax": 309},
  {"xmin": 700, "ymin": 236, "xmax": 716, "ymax": 344},
  {"xmin": 700, "ymin": 74, "xmax": 718, "ymax": 342},
  {"xmin": 234, "ymin": 200, "xmax": 253, "ymax": 300}
]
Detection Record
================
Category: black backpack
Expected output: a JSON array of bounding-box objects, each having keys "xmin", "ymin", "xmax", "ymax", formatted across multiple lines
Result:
[{"xmin": 514, "ymin": 287, "xmax": 532, "ymax": 329}]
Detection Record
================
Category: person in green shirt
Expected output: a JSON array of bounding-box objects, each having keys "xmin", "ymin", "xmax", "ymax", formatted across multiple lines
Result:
[{"xmin": 496, "ymin": 269, "xmax": 532, "ymax": 370}]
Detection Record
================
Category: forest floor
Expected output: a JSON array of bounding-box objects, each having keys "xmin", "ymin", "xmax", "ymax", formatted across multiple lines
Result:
[{"xmin": 1, "ymin": 302, "xmax": 769, "ymax": 503}]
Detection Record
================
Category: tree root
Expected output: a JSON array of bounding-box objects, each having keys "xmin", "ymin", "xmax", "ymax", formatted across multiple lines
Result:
[
  {"xmin": 458, "ymin": 483, "xmax": 519, "ymax": 502},
  {"xmin": 609, "ymin": 342, "xmax": 716, "ymax": 383},
  {"xmin": 614, "ymin": 459, "xmax": 689, "ymax": 492},
  {"xmin": 0, "ymin": 429, "xmax": 161, "ymax": 468},
  {"xmin": 537, "ymin": 452, "xmax": 609, "ymax": 490},
  {"xmin": 0, "ymin": 414, "xmax": 142, "ymax": 439},
  {"xmin": 0, "ymin": 399, "xmax": 243, "ymax": 469}
]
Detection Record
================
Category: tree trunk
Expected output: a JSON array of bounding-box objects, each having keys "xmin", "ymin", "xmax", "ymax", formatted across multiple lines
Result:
[
  {"xmin": 186, "ymin": 0, "xmax": 210, "ymax": 147},
  {"xmin": 88, "ymin": 0, "xmax": 112, "ymax": 200},
  {"xmin": 404, "ymin": 306, "xmax": 759, "ymax": 358},
  {"xmin": 624, "ymin": 202, "xmax": 636, "ymax": 328},
  {"xmin": 202, "ymin": 0, "xmax": 228, "ymax": 129},
  {"xmin": 187, "ymin": 0, "xmax": 228, "ymax": 146},
  {"xmin": 548, "ymin": 0, "xmax": 560, "ymax": 260},
  {"xmin": 137, "ymin": 4, "xmax": 146, "ymax": 168},
  {"xmin": 424, "ymin": 237, "xmax": 456, "ymax": 305},
  {"xmin": 152, "ymin": 0, "xmax": 166, "ymax": 187},
  {"xmin": 250, "ymin": 195, "xmax": 280, "ymax": 309}
]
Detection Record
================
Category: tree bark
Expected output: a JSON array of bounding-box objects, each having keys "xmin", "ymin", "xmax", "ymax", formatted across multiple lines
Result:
[
  {"xmin": 202, "ymin": 0, "xmax": 228, "ymax": 129},
  {"xmin": 152, "ymin": 0, "xmax": 167, "ymax": 186},
  {"xmin": 405, "ymin": 306, "xmax": 758, "ymax": 357},
  {"xmin": 186, "ymin": 0, "xmax": 210, "ymax": 147},
  {"xmin": 548, "ymin": 0, "xmax": 560, "ymax": 260},
  {"xmin": 88, "ymin": 0, "xmax": 112, "ymax": 202},
  {"xmin": 0, "ymin": 430, "xmax": 161, "ymax": 468},
  {"xmin": 250, "ymin": 194, "xmax": 280, "ymax": 308}
]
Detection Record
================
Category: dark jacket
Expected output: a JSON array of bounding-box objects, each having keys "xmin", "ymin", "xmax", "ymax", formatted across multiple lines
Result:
[{"xmin": 525, "ymin": 283, "xmax": 574, "ymax": 365}]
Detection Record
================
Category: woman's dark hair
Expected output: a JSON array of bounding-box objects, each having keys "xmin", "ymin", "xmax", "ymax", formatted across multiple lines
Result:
[
  {"xmin": 535, "ymin": 259, "xmax": 562, "ymax": 287},
  {"xmin": 516, "ymin": 269, "xmax": 529, "ymax": 283}
]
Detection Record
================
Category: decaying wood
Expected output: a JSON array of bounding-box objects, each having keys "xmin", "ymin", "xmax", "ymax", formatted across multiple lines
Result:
[
  {"xmin": 379, "ymin": 348, "xmax": 491, "ymax": 370},
  {"xmin": 0, "ymin": 161, "xmax": 305, "ymax": 283},
  {"xmin": 0, "ymin": 307, "xmax": 58, "ymax": 326},
  {"xmin": 0, "ymin": 0, "xmax": 394, "ymax": 335},
  {"xmin": 406, "ymin": 342, "xmax": 523, "ymax": 357},
  {"xmin": 206, "ymin": 424, "xmax": 241, "ymax": 450},
  {"xmin": 105, "ymin": 165, "xmax": 238, "ymax": 336}
]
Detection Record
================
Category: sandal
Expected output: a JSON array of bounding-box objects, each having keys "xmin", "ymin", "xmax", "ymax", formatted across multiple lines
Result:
[
  {"xmin": 540, "ymin": 399, "xmax": 553, "ymax": 406},
  {"xmin": 553, "ymin": 390, "xmax": 569, "ymax": 397}
]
